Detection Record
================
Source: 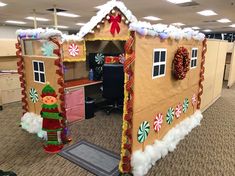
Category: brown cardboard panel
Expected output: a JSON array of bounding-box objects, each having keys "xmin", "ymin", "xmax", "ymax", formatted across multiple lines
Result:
[
  {"xmin": 24, "ymin": 56, "xmax": 60, "ymax": 114},
  {"xmin": 63, "ymin": 41, "xmax": 86, "ymax": 62},
  {"xmin": 132, "ymin": 34, "xmax": 202, "ymax": 152},
  {"xmin": 85, "ymin": 9, "xmax": 129, "ymax": 41}
]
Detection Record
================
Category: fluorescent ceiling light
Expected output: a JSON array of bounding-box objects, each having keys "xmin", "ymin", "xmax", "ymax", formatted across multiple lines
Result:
[
  {"xmin": 217, "ymin": 18, "xmax": 231, "ymax": 23},
  {"xmin": 76, "ymin": 23, "xmax": 86, "ymax": 26},
  {"xmin": 143, "ymin": 16, "xmax": 162, "ymax": 21},
  {"xmin": 94, "ymin": 5, "xmax": 104, "ymax": 10},
  {"xmin": 197, "ymin": 10, "xmax": 217, "ymax": 16},
  {"xmin": 26, "ymin": 16, "xmax": 50, "ymax": 22},
  {"xmin": 0, "ymin": 2, "xmax": 7, "ymax": 6},
  {"xmin": 166, "ymin": 0, "xmax": 192, "ymax": 4},
  {"xmin": 192, "ymin": 26, "xmax": 200, "ymax": 30},
  {"xmin": 5, "ymin": 20, "xmax": 26, "ymax": 24},
  {"xmin": 229, "ymin": 24, "xmax": 235, "ymax": 28},
  {"xmin": 57, "ymin": 12, "xmax": 79, "ymax": 18},
  {"xmin": 55, "ymin": 25, "xmax": 69, "ymax": 29},
  {"xmin": 171, "ymin": 22, "xmax": 185, "ymax": 26},
  {"xmin": 203, "ymin": 29, "xmax": 212, "ymax": 32}
]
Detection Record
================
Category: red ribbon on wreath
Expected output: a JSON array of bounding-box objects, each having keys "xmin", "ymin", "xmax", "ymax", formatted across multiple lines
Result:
[
  {"xmin": 108, "ymin": 14, "xmax": 121, "ymax": 35},
  {"xmin": 173, "ymin": 47, "xmax": 190, "ymax": 80}
]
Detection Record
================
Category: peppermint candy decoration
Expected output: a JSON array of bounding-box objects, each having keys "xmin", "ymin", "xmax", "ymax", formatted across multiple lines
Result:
[
  {"xmin": 183, "ymin": 98, "xmax": 189, "ymax": 113},
  {"xmin": 175, "ymin": 103, "xmax": 182, "ymax": 118},
  {"xmin": 192, "ymin": 93, "xmax": 197, "ymax": 106},
  {"xmin": 166, "ymin": 107, "xmax": 174, "ymax": 124},
  {"xmin": 95, "ymin": 53, "xmax": 105, "ymax": 65},
  {"xmin": 137, "ymin": 121, "xmax": 150, "ymax": 143},
  {"xmin": 153, "ymin": 113, "xmax": 163, "ymax": 132},
  {"xmin": 29, "ymin": 88, "xmax": 39, "ymax": 103},
  {"xmin": 68, "ymin": 43, "xmax": 79, "ymax": 57}
]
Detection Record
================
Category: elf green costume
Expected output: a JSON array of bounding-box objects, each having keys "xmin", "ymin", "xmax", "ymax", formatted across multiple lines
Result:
[{"xmin": 41, "ymin": 84, "xmax": 64, "ymax": 153}]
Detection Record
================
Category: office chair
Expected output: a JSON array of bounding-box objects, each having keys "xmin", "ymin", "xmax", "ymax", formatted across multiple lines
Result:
[{"xmin": 102, "ymin": 64, "xmax": 124, "ymax": 115}]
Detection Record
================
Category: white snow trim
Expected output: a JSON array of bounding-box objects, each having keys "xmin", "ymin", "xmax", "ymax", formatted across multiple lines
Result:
[
  {"xmin": 21, "ymin": 112, "xmax": 47, "ymax": 139},
  {"xmin": 61, "ymin": 34, "xmax": 83, "ymax": 42},
  {"xmin": 129, "ymin": 21, "xmax": 205, "ymax": 41},
  {"xmin": 77, "ymin": 0, "xmax": 137, "ymax": 39},
  {"xmin": 131, "ymin": 110, "xmax": 203, "ymax": 176},
  {"xmin": 16, "ymin": 28, "xmax": 62, "ymax": 39}
]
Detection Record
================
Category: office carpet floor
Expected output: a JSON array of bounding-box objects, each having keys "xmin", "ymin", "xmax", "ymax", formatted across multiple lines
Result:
[{"xmin": 0, "ymin": 84, "xmax": 235, "ymax": 176}]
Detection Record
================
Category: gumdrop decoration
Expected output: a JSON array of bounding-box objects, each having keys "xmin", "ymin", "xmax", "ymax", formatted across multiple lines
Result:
[
  {"xmin": 68, "ymin": 43, "xmax": 79, "ymax": 57},
  {"xmin": 175, "ymin": 103, "xmax": 182, "ymax": 118},
  {"xmin": 137, "ymin": 121, "xmax": 150, "ymax": 143},
  {"xmin": 41, "ymin": 41, "xmax": 54, "ymax": 56},
  {"xmin": 183, "ymin": 98, "xmax": 189, "ymax": 113},
  {"xmin": 166, "ymin": 107, "xmax": 174, "ymax": 124},
  {"xmin": 95, "ymin": 53, "xmax": 105, "ymax": 65},
  {"xmin": 153, "ymin": 113, "xmax": 163, "ymax": 133}
]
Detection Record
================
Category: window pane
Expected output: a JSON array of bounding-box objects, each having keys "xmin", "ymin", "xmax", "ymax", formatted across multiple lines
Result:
[
  {"xmin": 40, "ymin": 73, "xmax": 45, "ymax": 83},
  {"xmin": 39, "ymin": 62, "xmax": 44, "ymax": 72},
  {"xmin": 194, "ymin": 59, "xmax": 197, "ymax": 67},
  {"xmin": 160, "ymin": 64, "xmax": 165, "ymax": 75},
  {"xmin": 154, "ymin": 51, "xmax": 160, "ymax": 63},
  {"xmin": 195, "ymin": 49, "xmax": 197, "ymax": 57},
  {"xmin": 34, "ymin": 72, "xmax": 39, "ymax": 81},
  {"xmin": 160, "ymin": 51, "xmax": 166, "ymax": 62},
  {"xmin": 191, "ymin": 60, "xmax": 194, "ymax": 67},
  {"xmin": 192, "ymin": 50, "xmax": 195, "ymax": 57},
  {"xmin": 33, "ymin": 62, "xmax": 38, "ymax": 71},
  {"xmin": 153, "ymin": 65, "xmax": 159, "ymax": 76}
]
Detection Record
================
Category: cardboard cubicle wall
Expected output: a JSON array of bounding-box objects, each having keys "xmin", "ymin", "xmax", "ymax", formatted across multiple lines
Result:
[{"xmin": 201, "ymin": 39, "xmax": 228, "ymax": 112}]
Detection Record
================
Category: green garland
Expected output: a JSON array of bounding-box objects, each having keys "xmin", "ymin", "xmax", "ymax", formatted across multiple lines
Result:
[{"xmin": 42, "ymin": 103, "xmax": 58, "ymax": 109}]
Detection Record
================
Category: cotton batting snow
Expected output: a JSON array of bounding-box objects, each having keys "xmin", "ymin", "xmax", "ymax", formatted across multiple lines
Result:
[
  {"xmin": 21, "ymin": 112, "xmax": 47, "ymax": 139},
  {"xmin": 131, "ymin": 110, "xmax": 203, "ymax": 176}
]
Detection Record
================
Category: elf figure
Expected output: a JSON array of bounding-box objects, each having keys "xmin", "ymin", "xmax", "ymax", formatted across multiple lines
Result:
[{"xmin": 40, "ymin": 83, "xmax": 64, "ymax": 153}]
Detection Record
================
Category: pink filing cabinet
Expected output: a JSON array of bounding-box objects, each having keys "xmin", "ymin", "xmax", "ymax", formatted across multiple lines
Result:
[{"xmin": 65, "ymin": 87, "xmax": 85, "ymax": 123}]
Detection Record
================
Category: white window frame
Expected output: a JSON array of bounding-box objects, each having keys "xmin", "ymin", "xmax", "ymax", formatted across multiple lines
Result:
[
  {"xmin": 152, "ymin": 48, "xmax": 167, "ymax": 79},
  {"xmin": 190, "ymin": 48, "xmax": 198, "ymax": 69},
  {"xmin": 32, "ymin": 60, "xmax": 46, "ymax": 84}
]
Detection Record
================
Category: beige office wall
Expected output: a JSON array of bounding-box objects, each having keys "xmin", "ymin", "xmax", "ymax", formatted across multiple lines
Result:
[
  {"xmin": 228, "ymin": 43, "xmax": 235, "ymax": 88},
  {"xmin": 201, "ymin": 39, "xmax": 228, "ymax": 111}
]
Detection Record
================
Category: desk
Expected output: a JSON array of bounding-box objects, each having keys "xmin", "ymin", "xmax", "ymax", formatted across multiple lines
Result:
[{"xmin": 64, "ymin": 78, "xmax": 102, "ymax": 123}]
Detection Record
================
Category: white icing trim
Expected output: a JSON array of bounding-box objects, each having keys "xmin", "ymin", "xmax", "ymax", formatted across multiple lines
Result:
[
  {"xmin": 21, "ymin": 112, "xmax": 47, "ymax": 139},
  {"xmin": 76, "ymin": 0, "xmax": 137, "ymax": 39},
  {"xmin": 131, "ymin": 110, "xmax": 203, "ymax": 176},
  {"xmin": 16, "ymin": 28, "xmax": 62, "ymax": 39}
]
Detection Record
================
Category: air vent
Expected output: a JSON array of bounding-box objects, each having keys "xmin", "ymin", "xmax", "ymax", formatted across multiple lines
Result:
[
  {"xmin": 47, "ymin": 8, "xmax": 67, "ymax": 12},
  {"xmin": 177, "ymin": 1, "xmax": 199, "ymax": 7},
  {"xmin": 203, "ymin": 20, "xmax": 217, "ymax": 23}
]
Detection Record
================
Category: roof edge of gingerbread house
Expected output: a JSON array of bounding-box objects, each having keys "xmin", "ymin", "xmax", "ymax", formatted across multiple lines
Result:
[{"xmin": 76, "ymin": 0, "xmax": 137, "ymax": 39}]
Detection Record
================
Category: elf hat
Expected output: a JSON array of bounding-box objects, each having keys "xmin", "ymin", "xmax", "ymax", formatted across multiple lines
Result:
[{"xmin": 41, "ymin": 83, "xmax": 57, "ymax": 98}]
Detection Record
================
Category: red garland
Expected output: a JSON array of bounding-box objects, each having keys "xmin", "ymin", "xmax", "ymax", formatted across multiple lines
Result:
[
  {"xmin": 173, "ymin": 47, "xmax": 190, "ymax": 80},
  {"xmin": 108, "ymin": 14, "xmax": 121, "ymax": 35}
]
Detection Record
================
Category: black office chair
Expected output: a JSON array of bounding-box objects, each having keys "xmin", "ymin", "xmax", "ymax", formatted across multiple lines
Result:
[{"xmin": 102, "ymin": 64, "xmax": 124, "ymax": 115}]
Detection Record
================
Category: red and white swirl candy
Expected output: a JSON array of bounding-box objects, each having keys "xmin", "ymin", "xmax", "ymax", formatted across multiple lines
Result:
[
  {"xmin": 192, "ymin": 93, "xmax": 197, "ymax": 106},
  {"xmin": 153, "ymin": 113, "xmax": 163, "ymax": 132},
  {"xmin": 68, "ymin": 43, "xmax": 79, "ymax": 57},
  {"xmin": 175, "ymin": 103, "xmax": 182, "ymax": 118}
]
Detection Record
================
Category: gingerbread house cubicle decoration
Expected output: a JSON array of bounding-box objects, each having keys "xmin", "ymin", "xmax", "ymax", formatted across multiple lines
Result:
[{"xmin": 16, "ymin": 0, "xmax": 206, "ymax": 175}]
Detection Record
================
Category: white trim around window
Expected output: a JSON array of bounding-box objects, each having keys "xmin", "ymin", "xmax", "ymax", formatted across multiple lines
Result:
[
  {"xmin": 190, "ymin": 48, "xmax": 198, "ymax": 69},
  {"xmin": 32, "ymin": 60, "xmax": 46, "ymax": 84},
  {"xmin": 152, "ymin": 48, "xmax": 167, "ymax": 79}
]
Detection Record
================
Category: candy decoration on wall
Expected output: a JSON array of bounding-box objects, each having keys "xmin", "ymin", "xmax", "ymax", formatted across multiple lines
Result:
[
  {"xmin": 183, "ymin": 98, "xmax": 189, "ymax": 113},
  {"xmin": 192, "ymin": 93, "xmax": 197, "ymax": 112},
  {"xmin": 137, "ymin": 121, "xmax": 150, "ymax": 143},
  {"xmin": 166, "ymin": 107, "xmax": 175, "ymax": 124},
  {"xmin": 153, "ymin": 113, "xmax": 163, "ymax": 133},
  {"xmin": 95, "ymin": 53, "xmax": 105, "ymax": 65},
  {"xmin": 175, "ymin": 103, "xmax": 182, "ymax": 118},
  {"xmin": 68, "ymin": 43, "xmax": 79, "ymax": 57},
  {"xmin": 172, "ymin": 47, "xmax": 190, "ymax": 80},
  {"xmin": 29, "ymin": 88, "xmax": 39, "ymax": 113},
  {"xmin": 108, "ymin": 13, "xmax": 121, "ymax": 35},
  {"xmin": 41, "ymin": 41, "xmax": 55, "ymax": 56}
]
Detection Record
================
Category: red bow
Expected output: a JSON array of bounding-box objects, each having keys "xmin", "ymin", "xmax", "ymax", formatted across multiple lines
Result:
[{"xmin": 108, "ymin": 14, "xmax": 121, "ymax": 35}]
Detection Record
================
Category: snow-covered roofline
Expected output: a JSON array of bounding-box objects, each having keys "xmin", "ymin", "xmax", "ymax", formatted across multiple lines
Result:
[
  {"xmin": 16, "ymin": 28, "xmax": 62, "ymax": 39},
  {"xmin": 76, "ymin": 0, "xmax": 137, "ymax": 39}
]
